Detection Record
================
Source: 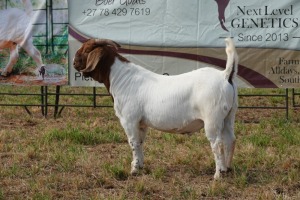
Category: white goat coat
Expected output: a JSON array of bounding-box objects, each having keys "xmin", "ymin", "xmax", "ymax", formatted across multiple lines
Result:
[
  {"xmin": 74, "ymin": 38, "xmax": 238, "ymax": 179},
  {"xmin": 0, "ymin": 8, "xmax": 31, "ymax": 47},
  {"xmin": 110, "ymin": 59, "xmax": 235, "ymax": 134}
]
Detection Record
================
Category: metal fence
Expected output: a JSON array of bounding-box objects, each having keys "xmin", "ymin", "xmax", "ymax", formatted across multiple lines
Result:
[
  {"xmin": 292, "ymin": 89, "xmax": 300, "ymax": 108},
  {"xmin": 0, "ymin": 85, "xmax": 297, "ymax": 120}
]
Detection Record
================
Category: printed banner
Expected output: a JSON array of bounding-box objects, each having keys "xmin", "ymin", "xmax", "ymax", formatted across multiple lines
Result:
[
  {"xmin": 0, "ymin": 0, "xmax": 68, "ymax": 86},
  {"xmin": 68, "ymin": 0, "xmax": 300, "ymax": 88}
]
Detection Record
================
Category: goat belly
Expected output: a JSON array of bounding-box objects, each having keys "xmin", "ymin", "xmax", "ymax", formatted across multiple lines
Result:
[{"xmin": 152, "ymin": 119, "xmax": 204, "ymax": 134}]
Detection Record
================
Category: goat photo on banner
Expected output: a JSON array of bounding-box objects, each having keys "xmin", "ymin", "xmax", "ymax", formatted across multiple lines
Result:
[{"xmin": 0, "ymin": 0, "xmax": 68, "ymax": 86}]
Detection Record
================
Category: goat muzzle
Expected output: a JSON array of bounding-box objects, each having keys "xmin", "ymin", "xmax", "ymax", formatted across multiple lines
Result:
[{"xmin": 73, "ymin": 54, "xmax": 85, "ymax": 72}]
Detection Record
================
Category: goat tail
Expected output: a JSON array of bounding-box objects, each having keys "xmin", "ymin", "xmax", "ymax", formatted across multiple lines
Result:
[
  {"xmin": 224, "ymin": 38, "xmax": 238, "ymax": 84},
  {"xmin": 22, "ymin": 0, "xmax": 33, "ymax": 17}
]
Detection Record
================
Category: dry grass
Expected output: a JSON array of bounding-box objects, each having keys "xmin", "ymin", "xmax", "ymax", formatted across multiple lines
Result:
[{"xmin": 0, "ymin": 86, "xmax": 300, "ymax": 199}]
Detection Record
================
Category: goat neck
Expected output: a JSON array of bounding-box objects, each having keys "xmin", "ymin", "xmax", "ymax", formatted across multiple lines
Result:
[{"xmin": 109, "ymin": 58, "xmax": 157, "ymax": 99}]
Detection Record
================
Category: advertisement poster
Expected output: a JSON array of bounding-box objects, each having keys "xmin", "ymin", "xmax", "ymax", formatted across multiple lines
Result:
[
  {"xmin": 68, "ymin": 0, "xmax": 300, "ymax": 88},
  {"xmin": 0, "ymin": 0, "xmax": 68, "ymax": 86}
]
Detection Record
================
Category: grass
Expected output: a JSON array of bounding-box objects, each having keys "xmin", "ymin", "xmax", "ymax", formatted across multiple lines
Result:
[
  {"xmin": 44, "ymin": 126, "xmax": 125, "ymax": 145},
  {"xmin": 103, "ymin": 162, "xmax": 129, "ymax": 181},
  {"xmin": 0, "ymin": 86, "xmax": 299, "ymax": 199}
]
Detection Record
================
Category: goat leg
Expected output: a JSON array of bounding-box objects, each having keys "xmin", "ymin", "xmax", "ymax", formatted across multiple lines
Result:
[{"xmin": 1, "ymin": 44, "xmax": 19, "ymax": 76}]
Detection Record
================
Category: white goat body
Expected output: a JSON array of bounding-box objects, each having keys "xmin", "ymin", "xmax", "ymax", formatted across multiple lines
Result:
[
  {"xmin": 111, "ymin": 60, "xmax": 234, "ymax": 133},
  {"xmin": 74, "ymin": 38, "xmax": 239, "ymax": 179},
  {"xmin": 0, "ymin": 0, "xmax": 44, "ymax": 76}
]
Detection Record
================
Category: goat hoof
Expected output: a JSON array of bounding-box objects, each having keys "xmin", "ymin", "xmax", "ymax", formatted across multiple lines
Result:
[
  {"xmin": 131, "ymin": 165, "xmax": 144, "ymax": 176},
  {"xmin": 214, "ymin": 172, "xmax": 221, "ymax": 180},
  {"xmin": 226, "ymin": 167, "xmax": 233, "ymax": 173},
  {"xmin": 130, "ymin": 168, "xmax": 140, "ymax": 176},
  {"xmin": 0, "ymin": 72, "xmax": 11, "ymax": 78},
  {"xmin": 214, "ymin": 168, "xmax": 230, "ymax": 180},
  {"xmin": 0, "ymin": 76, "xmax": 7, "ymax": 80}
]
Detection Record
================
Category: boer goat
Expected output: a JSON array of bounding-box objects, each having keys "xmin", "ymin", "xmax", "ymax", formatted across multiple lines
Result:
[
  {"xmin": 0, "ymin": 0, "xmax": 44, "ymax": 77},
  {"xmin": 73, "ymin": 38, "xmax": 239, "ymax": 179}
]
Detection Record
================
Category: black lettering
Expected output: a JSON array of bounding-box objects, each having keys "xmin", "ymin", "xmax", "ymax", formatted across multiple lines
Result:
[
  {"xmin": 279, "ymin": 76, "xmax": 285, "ymax": 83},
  {"xmin": 75, "ymin": 72, "xmax": 82, "ymax": 81},
  {"xmin": 270, "ymin": 67, "xmax": 276, "ymax": 74},
  {"xmin": 120, "ymin": 0, "xmax": 146, "ymax": 6},
  {"xmin": 292, "ymin": 18, "xmax": 299, "ymax": 28},
  {"xmin": 250, "ymin": 18, "xmax": 259, "ymax": 28},
  {"xmin": 283, "ymin": 18, "xmax": 291, "ymax": 28},
  {"xmin": 279, "ymin": 58, "xmax": 285, "ymax": 65},
  {"xmin": 237, "ymin": 6, "xmax": 246, "ymax": 15},
  {"xmin": 231, "ymin": 18, "xmax": 240, "ymax": 28},
  {"xmin": 95, "ymin": 0, "xmax": 114, "ymax": 6}
]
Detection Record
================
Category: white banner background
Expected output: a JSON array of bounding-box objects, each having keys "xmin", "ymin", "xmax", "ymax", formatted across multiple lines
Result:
[{"xmin": 68, "ymin": 0, "xmax": 300, "ymax": 88}]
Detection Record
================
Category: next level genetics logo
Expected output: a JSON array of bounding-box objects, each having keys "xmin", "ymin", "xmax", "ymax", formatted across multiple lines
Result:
[
  {"xmin": 215, "ymin": 1, "xmax": 299, "ymax": 31},
  {"xmin": 215, "ymin": 1, "xmax": 300, "ymax": 43},
  {"xmin": 215, "ymin": 0, "xmax": 230, "ymax": 32}
]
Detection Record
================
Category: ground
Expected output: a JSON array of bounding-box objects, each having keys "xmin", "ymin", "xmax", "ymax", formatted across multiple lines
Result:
[
  {"xmin": 0, "ymin": 87, "xmax": 299, "ymax": 199},
  {"xmin": 0, "ymin": 74, "xmax": 67, "ymax": 86}
]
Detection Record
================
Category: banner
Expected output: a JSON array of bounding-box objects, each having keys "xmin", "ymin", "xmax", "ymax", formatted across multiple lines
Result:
[
  {"xmin": 68, "ymin": 0, "xmax": 300, "ymax": 88},
  {"xmin": 0, "ymin": 0, "xmax": 68, "ymax": 86}
]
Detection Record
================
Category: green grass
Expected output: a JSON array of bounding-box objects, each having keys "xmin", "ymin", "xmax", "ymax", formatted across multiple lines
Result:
[
  {"xmin": 0, "ymin": 87, "xmax": 299, "ymax": 199},
  {"xmin": 0, "ymin": 189, "xmax": 4, "ymax": 200},
  {"xmin": 103, "ymin": 162, "xmax": 129, "ymax": 181},
  {"xmin": 44, "ymin": 125, "xmax": 125, "ymax": 145}
]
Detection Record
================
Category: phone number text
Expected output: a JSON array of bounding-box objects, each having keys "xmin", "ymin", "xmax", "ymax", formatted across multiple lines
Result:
[{"xmin": 82, "ymin": 7, "xmax": 151, "ymax": 17}]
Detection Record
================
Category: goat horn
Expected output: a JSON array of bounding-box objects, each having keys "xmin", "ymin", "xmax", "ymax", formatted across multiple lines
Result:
[{"xmin": 94, "ymin": 39, "xmax": 121, "ymax": 49}]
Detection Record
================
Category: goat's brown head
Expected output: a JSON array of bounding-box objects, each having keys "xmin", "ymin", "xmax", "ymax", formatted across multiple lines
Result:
[{"xmin": 73, "ymin": 39, "xmax": 124, "ymax": 90}]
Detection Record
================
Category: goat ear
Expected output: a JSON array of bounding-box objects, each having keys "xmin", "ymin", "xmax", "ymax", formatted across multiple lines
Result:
[{"xmin": 81, "ymin": 47, "xmax": 103, "ymax": 72}]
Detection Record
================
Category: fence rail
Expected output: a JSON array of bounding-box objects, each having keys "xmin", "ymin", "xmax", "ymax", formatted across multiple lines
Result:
[
  {"xmin": 239, "ymin": 89, "xmax": 289, "ymax": 120},
  {"xmin": 292, "ymin": 88, "xmax": 300, "ymax": 108},
  {"xmin": 0, "ymin": 86, "xmax": 298, "ymax": 121}
]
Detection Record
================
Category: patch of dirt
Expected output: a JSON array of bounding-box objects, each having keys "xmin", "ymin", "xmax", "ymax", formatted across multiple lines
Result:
[{"xmin": 0, "ymin": 74, "xmax": 67, "ymax": 86}]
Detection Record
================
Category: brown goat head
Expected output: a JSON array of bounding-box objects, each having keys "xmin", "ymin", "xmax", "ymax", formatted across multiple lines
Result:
[{"xmin": 73, "ymin": 39, "xmax": 124, "ymax": 90}]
